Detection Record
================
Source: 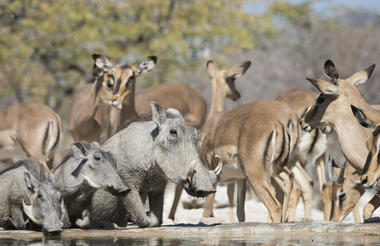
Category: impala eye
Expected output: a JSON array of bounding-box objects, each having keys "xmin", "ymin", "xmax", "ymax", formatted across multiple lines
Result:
[{"xmin": 106, "ymin": 80, "xmax": 113, "ymax": 89}]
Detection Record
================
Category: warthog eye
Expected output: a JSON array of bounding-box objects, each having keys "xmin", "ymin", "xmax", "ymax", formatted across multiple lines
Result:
[
  {"xmin": 37, "ymin": 192, "xmax": 43, "ymax": 200},
  {"xmin": 169, "ymin": 129, "xmax": 178, "ymax": 139},
  {"xmin": 94, "ymin": 152, "xmax": 102, "ymax": 161}
]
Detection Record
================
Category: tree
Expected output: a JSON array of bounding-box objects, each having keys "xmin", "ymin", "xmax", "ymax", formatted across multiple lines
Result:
[{"xmin": 0, "ymin": 0, "xmax": 276, "ymax": 110}]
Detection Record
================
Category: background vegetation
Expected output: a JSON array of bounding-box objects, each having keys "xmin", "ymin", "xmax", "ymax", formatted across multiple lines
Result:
[{"xmin": 0, "ymin": 0, "xmax": 379, "ymax": 116}]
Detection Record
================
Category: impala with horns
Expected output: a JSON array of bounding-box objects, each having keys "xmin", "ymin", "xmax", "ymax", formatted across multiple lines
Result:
[{"xmin": 0, "ymin": 102, "xmax": 62, "ymax": 170}]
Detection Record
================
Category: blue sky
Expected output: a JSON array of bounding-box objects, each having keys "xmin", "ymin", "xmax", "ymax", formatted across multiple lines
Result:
[{"xmin": 246, "ymin": 0, "xmax": 380, "ymax": 15}]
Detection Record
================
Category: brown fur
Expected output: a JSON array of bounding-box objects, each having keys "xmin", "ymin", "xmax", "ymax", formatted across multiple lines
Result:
[{"xmin": 0, "ymin": 101, "xmax": 62, "ymax": 170}]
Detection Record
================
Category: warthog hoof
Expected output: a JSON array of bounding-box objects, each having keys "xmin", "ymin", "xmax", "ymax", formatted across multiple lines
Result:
[
  {"xmin": 0, "ymin": 217, "xmax": 16, "ymax": 229},
  {"xmin": 75, "ymin": 217, "xmax": 90, "ymax": 229}
]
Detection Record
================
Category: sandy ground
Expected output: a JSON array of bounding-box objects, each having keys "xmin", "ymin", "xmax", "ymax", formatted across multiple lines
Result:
[{"xmin": 161, "ymin": 183, "xmax": 380, "ymax": 225}]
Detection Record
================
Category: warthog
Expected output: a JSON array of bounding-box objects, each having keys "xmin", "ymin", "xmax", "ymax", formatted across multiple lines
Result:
[
  {"xmin": 91, "ymin": 102, "xmax": 216, "ymax": 227},
  {"xmin": 0, "ymin": 161, "xmax": 69, "ymax": 234},
  {"xmin": 51, "ymin": 142, "xmax": 130, "ymax": 228}
]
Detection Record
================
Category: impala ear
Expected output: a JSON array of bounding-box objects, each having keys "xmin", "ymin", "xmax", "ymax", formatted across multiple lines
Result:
[
  {"xmin": 351, "ymin": 105, "xmax": 376, "ymax": 129},
  {"xmin": 224, "ymin": 61, "xmax": 251, "ymax": 80},
  {"xmin": 138, "ymin": 56, "xmax": 158, "ymax": 75},
  {"xmin": 306, "ymin": 78, "xmax": 340, "ymax": 96},
  {"xmin": 347, "ymin": 64, "xmax": 376, "ymax": 86},
  {"xmin": 206, "ymin": 60, "xmax": 217, "ymax": 78},
  {"xmin": 92, "ymin": 54, "xmax": 115, "ymax": 73},
  {"xmin": 324, "ymin": 59, "xmax": 339, "ymax": 81}
]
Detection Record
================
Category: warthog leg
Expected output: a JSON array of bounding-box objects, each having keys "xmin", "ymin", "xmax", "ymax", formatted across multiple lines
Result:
[
  {"xmin": 121, "ymin": 190, "xmax": 159, "ymax": 228},
  {"xmin": 148, "ymin": 190, "xmax": 164, "ymax": 227}
]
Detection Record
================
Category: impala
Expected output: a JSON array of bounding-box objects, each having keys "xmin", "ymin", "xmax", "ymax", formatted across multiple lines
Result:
[
  {"xmin": 300, "ymin": 60, "xmax": 380, "ymax": 221},
  {"xmin": 276, "ymin": 89, "xmax": 329, "ymax": 221},
  {"xmin": 68, "ymin": 54, "xmax": 158, "ymax": 142},
  {"xmin": 0, "ymin": 102, "xmax": 62, "ymax": 170},
  {"xmin": 195, "ymin": 61, "xmax": 299, "ymax": 222},
  {"xmin": 69, "ymin": 54, "xmax": 207, "ymax": 144}
]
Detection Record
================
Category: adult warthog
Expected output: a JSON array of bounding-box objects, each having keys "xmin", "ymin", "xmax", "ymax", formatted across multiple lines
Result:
[
  {"xmin": 92, "ymin": 102, "xmax": 216, "ymax": 227},
  {"xmin": 0, "ymin": 161, "xmax": 69, "ymax": 234},
  {"xmin": 51, "ymin": 142, "xmax": 130, "ymax": 228}
]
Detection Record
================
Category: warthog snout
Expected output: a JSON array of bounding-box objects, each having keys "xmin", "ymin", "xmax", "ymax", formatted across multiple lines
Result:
[
  {"xmin": 43, "ymin": 227, "xmax": 63, "ymax": 235},
  {"xmin": 43, "ymin": 220, "xmax": 64, "ymax": 235},
  {"xmin": 182, "ymin": 160, "xmax": 216, "ymax": 198},
  {"xmin": 106, "ymin": 185, "xmax": 131, "ymax": 196}
]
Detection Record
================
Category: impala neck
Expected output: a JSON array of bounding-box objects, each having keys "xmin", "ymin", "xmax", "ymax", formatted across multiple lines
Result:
[
  {"xmin": 89, "ymin": 79, "xmax": 103, "ymax": 117},
  {"xmin": 341, "ymin": 80, "xmax": 379, "ymax": 114},
  {"xmin": 120, "ymin": 81, "xmax": 137, "ymax": 125},
  {"xmin": 334, "ymin": 115, "xmax": 368, "ymax": 171},
  {"xmin": 208, "ymin": 81, "xmax": 226, "ymax": 120}
]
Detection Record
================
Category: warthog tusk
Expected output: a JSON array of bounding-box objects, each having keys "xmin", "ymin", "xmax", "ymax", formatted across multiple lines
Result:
[
  {"xmin": 187, "ymin": 160, "xmax": 196, "ymax": 183},
  {"xmin": 214, "ymin": 155, "xmax": 223, "ymax": 176},
  {"xmin": 23, "ymin": 200, "xmax": 42, "ymax": 224}
]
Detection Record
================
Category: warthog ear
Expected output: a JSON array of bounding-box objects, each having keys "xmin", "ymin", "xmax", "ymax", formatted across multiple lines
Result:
[
  {"xmin": 324, "ymin": 59, "xmax": 339, "ymax": 81},
  {"xmin": 91, "ymin": 141, "xmax": 101, "ymax": 148},
  {"xmin": 166, "ymin": 108, "xmax": 184, "ymax": 121},
  {"xmin": 71, "ymin": 143, "xmax": 88, "ymax": 159},
  {"xmin": 138, "ymin": 56, "xmax": 158, "ymax": 75},
  {"xmin": 24, "ymin": 172, "xmax": 37, "ymax": 192},
  {"xmin": 151, "ymin": 101, "xmax": 167, "ymax": 127}
]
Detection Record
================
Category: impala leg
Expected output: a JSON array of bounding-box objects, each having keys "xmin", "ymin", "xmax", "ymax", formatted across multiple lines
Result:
[
  {"xmin": 247, "ymin": 176, "xmax": 282, "ymax": 223},
  {"xmin": 352, "ymin": 202, "xmax": 361, "ymax": 223},
  {"xmin": 316, "ymin": 155, "xmax": 333, "ymax": 221},
  {"xmin": 278, "ymin": 169, "xmax": 294, "ymax": 223},
  {"xmin": 287, "ymin": 182, "xmax": 301, "ymax": 222},
  {"xmin": 363, "ymin": 192, "xmax": 380, "ymax": 221},
  {"xmin": 236, "ymin": 179, "xmax": 246, "ymax": 222},
  {"xmin": 202, "ymin": 192, "xmax": 216, "ymax": 218},
  {"xmin": 292, "ymin": 162, "xmax": 313, "ymax": 220},
  {"xmin": 227, "ymin": 183, "xmax": 235, "ymax": 222},
  {"xmin": 168, "ymin": 185, "xmax": 183, "ymax": 220}
]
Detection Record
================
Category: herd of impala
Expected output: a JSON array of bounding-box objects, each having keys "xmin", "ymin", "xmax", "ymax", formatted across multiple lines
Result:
[{"xmin": 1, "ymin": 53, "xmax": 380, "ymax": 232}]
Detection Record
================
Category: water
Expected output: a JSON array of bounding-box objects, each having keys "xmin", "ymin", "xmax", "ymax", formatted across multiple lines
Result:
[
  {"xmin": 1, "ymin": 233, "xmax": 380, "ymax": 246},
  {"xmin": 1, "ymin": 222, "xmax": 380, "ymax": 246}
]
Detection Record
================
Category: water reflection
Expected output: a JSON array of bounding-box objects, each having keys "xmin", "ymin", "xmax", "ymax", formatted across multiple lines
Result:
[{"xmin": 0, "ymin": 235, "xmax": 378, "ymax": 246}]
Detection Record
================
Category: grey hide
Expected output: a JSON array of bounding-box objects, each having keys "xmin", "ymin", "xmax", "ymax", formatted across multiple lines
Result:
[
  {"xmin": 52, "ymin": 142, "xmax": 130, "ymax": 228},
  {"xmin": 0, "ymin": 160, "xmax": 69, "ymax": 234},
  {"xmin": 91, "ymin": 102, "xmax": 216, "ymax": 228}
]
